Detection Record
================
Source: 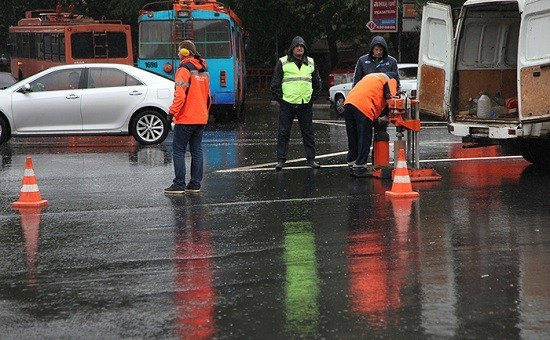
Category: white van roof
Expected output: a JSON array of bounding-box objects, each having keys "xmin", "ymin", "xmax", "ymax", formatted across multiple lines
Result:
[{"xmin": 463, "ymin": 0, "xmax": 524, "ymax": 11}]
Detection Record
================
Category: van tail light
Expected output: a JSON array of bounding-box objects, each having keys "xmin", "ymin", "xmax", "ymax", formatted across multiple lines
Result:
[{"xmin": 220, "ymin": 71, "xmax": 227, "ymax": 87}]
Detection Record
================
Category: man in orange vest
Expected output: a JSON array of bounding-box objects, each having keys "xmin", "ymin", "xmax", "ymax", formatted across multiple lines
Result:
[
  {"xmin": 344, "ymin": 72, "xmax": 398, "ymax": 177},
  {"xmin": 165, "ymin": 40, "xmax": 211, "ymax": 194}
]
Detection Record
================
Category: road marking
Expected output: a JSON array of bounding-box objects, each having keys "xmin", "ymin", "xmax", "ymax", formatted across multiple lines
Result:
[
  {"xmin": 216, "ymin": 152, "xmax": 523, "ymax": 173},
  {"xmin": 215, "ymin": 121, "xmax": 521, "ymax": 173}
]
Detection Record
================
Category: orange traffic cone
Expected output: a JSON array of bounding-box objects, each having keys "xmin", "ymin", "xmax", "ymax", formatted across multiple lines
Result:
[
  {"xmin": 385, "ymin": 149, "xmax": 419, "ymax": 198},
  {"xmin": 12, "ymin": 157, "xmax": 48, "ymax": 208}
]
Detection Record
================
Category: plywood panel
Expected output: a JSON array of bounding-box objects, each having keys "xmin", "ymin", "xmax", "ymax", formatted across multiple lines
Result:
[
  {"xmin": 520, "ymin": 66, "xmax": 550, "ymax": 118},
  {"xmin": 419, "ymin": 64, "xmax": 445, "ymax": 118}
]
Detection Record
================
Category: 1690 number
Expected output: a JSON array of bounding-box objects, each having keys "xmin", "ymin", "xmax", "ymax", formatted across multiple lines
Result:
[{"xmin": 145, "ymin": 62, "xmax": 158, "ymax": 68}]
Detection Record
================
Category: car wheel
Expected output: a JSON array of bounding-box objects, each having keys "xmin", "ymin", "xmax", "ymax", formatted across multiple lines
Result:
[
  {"xmin": 131, "ymin": 110, "xmax": 169, "ymax": 145},
  {"xmin": 0, "ymin": 116, "xmax": 9, "ymax": 145},
  {"xmin": 335, "ymin": 94, "xmax": 345, "ymax": 115}
]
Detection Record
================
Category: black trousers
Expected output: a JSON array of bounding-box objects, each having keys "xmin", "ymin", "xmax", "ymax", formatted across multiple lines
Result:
[
  {"xmin": 276, "ymin": 101, "xmax": 316, "ymax": 161},
  {"xmin": 344, "ymin": 103, "xmax": 374, "ymax": 167}
]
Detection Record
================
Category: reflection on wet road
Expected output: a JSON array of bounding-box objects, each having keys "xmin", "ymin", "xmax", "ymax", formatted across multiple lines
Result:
[{"xmin": 1, "ymin": 101, "xmax": 549, "ymax": 338}]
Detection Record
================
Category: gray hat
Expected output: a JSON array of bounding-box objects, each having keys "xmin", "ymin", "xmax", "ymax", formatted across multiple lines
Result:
[{"xmin": 179, "ymin": 40, "xmax": 200, "ymax": 57}]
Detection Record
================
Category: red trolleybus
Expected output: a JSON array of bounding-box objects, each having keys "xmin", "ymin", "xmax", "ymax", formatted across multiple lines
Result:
[{"xmin": 8, "ymin": 8, "xmax": 133, "ymax": 80}]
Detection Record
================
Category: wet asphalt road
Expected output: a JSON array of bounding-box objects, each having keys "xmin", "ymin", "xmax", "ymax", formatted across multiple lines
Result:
[{"xmin": 1, "ymin": 98, "xmax": 549, "ymax": 339}]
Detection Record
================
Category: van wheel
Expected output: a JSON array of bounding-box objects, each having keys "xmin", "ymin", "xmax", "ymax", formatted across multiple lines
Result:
[
  {"xmin": 520, "ymin": 138, "xmax": 550, "ymax": 167},
  {"xmin": 334, "ymin": 94, "xmax": 345, "ymax": 115},
  {"xmin": 130, "ymin": 110, "xmax": 169, "ymax": 145}
]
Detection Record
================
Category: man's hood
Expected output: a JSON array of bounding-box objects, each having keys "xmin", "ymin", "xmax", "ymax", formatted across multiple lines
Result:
[
  {"xmin": 287, "ymin": 36, "xmax": 308, "ymax": 55},
  {"xmin": 181, "ymin": 57, "xmax": 207, "ymax": 71},
  {"xmin": 369, "ymin": 36, "xmax": 388, "ymax": 58}
]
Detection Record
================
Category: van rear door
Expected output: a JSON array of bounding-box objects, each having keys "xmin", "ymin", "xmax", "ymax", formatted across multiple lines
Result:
[
  {"xmin": 417, "ymin": 2, "xmax": 454, "ymax": 120},
  {"xmin": 518, "ymin": 0, "xmax": 550, "ymax": 123}
]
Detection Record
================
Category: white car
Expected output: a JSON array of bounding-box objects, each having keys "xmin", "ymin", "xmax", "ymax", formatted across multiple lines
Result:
[
  {"xmin": 0, "ymin": 63, "xmax": 175, "ymax": 145},
  {"xmin": 328, "ymin": 63, "xmax": 418, "ymax": 115}
]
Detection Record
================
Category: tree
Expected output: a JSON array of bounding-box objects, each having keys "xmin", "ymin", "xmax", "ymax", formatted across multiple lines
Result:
[{"xmin": 1, "ymin": 0, "xmax": 469, "ymax": 75}]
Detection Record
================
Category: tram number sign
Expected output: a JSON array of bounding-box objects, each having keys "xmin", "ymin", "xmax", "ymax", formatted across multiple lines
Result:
[{"xmin": 145, "ymin": 62, "xmax": 158, "ymax": 68}]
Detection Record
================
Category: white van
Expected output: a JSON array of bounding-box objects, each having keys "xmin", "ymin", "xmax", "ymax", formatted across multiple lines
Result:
[{"xmin": 418, "ymin": 0, "xmax": 550, "ymax": 166}]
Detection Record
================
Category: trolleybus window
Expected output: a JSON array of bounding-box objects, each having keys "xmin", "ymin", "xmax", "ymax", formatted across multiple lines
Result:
[
  {"xmin": 193, "ymin": 20, "xmax": 231, "ymax": 58},
  {"xmin": 71, "ymin": 32, "xmax": 129, "ymax": 59},
  {"xmin": 138, "ymin": 21, "xmax": 173, "ymax": 59}
]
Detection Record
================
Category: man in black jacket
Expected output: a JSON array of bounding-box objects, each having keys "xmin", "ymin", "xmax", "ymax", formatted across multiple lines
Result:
[
  {"xmin": 353, "ymin": 36, "xmax": 399, "ymax": 86},
  {"xmin": 270, "ymin": 36, "xmax": 322, "ymax": 170},
  {"xmin": 350, "ymin": 35, "xmax": 399, "ymax": 169}
]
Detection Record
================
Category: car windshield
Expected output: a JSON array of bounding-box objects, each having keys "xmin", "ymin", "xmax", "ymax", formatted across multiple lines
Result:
[{"xmin": 399, "ymin": 67, "xmax": 417, "ymax": 80}]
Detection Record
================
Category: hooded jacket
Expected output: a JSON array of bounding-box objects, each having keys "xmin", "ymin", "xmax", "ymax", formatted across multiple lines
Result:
[
  {"xmin": 352, "ymin": 36, "xmax": 399, "ymax": 86},
  {"xmin": 169, "ymin": 57, "xmax": 211, "ymax": 124},
  {"xmin": 270, "ymin": 36, "xmax": 322, "ymax": 104},
  {"xmin": 345, "ymin": 73, "xmax": 398, "ymax": 121}
]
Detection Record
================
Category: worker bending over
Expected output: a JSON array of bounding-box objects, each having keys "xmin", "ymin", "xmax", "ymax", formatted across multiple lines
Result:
[{"xmin": 344, "ymin": 72, "xmax": 398, "ymax": 177}]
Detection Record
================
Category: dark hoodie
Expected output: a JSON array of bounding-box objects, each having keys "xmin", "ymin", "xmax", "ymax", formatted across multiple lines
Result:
[
  {"xmin": 270, "ymin": 36, "xmax": 322, "ymax": 104},
  {"xmin": 352, "ymin": 36, "xmax": 399, "ymax": 86}
]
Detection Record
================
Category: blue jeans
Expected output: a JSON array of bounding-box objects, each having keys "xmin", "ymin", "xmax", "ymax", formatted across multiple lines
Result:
[{"xmin": 172, "ymin": 124, "xmax": 205, "ymax": 188}]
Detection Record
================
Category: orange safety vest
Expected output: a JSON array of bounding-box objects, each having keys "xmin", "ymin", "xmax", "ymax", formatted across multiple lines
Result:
[
  {"xmin": 345, "ymin": 73, "xmax": 397, "ymax": 121},
  {"xmin": 169, "ymin": 57, "xmax": 211, "ymax": 124}
]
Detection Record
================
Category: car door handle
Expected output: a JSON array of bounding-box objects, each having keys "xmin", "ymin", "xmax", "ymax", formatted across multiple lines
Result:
[
  {"xmin": 66, "ymin": 94, "xmax": 80, "ymax": 99},
  {"xmin": 129, "ymin": 91, "xmax": 143, "ymax": 96}
]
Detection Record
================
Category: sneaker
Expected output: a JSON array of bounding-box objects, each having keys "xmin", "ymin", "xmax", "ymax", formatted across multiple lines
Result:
[
  {"xmin": 308, "ymin": 160, "xmax": 321, "ymax": 169},
  {"xmin": 185, "ymin": 184, "xmax": 201, "ymax": 193},
  {"xmin": 275, "ymin": 160, "xmax": 285, "ymax": 171},
  {"xmin": 351, "ymin": 167, "xmax": 372, "ymax": 178},
  {"xmin": 164, "ymin": 185, "xmax": 185, "ymax": 194}
]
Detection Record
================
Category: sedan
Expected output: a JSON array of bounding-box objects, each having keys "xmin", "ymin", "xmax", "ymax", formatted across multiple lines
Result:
[
  {"xmin": 329, "ymin": 63, "xmax": 418, "ymax": 115},
  {"xmin": 0, "ymin": 63, "xmax": 174, "ymax": 146}
]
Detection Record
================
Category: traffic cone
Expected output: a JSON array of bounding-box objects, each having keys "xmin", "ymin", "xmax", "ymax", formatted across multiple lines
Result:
[
  {"xmin": 12, "ymin": 157, "xmax": 48, "ymax": 208},
  {"xmin": 385, "ymin": 149, "xmax": 419, "ymax": 198}
]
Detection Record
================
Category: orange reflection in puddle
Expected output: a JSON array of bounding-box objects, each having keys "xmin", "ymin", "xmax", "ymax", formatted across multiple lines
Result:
[
  {"xmin": 174, "ymin": 228, "xmax": 215, "ymax": 340},
  {"xmin": 449, "ymin": 145, "xmax": 527, "ymax": 187},
  {"xmin": 347, "ymin": 181, "xmax": 413, "ymax": 329}
]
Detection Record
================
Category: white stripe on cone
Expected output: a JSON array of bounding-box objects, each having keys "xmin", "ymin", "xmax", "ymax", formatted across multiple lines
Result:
[
  {"xmin": 396, "ymin": 160, "xmax": 407, "ymax": 168},
  {"xmin": 21, "ymin": 184, "xmax": 40, "ymax": 192},
  {"xmin": 393, "ymin": 175, "xmax": 411, "ymax": 184}
]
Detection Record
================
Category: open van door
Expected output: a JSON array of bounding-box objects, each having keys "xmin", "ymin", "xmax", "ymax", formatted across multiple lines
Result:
[
  {"xmin": 517, "ymin": 0, "xmax": 550, "ymax": 123},
  {"xmin": 417, "ymin": 2, "xmax": 454, "ymax": 120}
]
